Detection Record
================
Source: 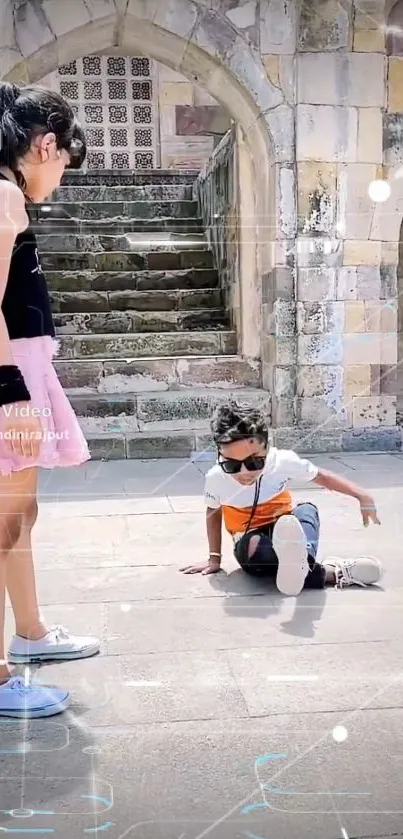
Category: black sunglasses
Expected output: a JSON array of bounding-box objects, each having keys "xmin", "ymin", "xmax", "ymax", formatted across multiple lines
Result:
[{"xmin": 219, "ymin": 454, "xmax": 266, "ymax": 475}]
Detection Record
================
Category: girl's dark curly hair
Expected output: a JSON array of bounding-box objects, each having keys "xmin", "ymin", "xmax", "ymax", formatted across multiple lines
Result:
[
  {"xmin": 0, "ymin": 82, "xmax": 86, "ymax": 189},
  {"xmin": 210, "ymin": 401, "xmax": 269, "ymax": 445}
]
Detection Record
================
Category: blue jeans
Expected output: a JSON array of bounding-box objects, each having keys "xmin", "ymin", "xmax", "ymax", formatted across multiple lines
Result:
[{"xmin": 234, "ymin": 502, "xmax": 325, "ymax": 589}]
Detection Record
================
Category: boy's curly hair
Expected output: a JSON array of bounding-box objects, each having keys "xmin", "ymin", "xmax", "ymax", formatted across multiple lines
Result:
[{"xmin": 210, "ymin": 401, "xmax": 269, "ymax": 446}]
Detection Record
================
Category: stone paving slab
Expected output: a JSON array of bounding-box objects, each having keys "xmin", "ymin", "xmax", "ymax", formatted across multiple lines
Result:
[
  {"xmin": 1, "ymin": 711, "xmax": 403, "ymax": 838},
  {"xmin": 104, "ymin": 590, "xmax": 403, "ymax": 654}
]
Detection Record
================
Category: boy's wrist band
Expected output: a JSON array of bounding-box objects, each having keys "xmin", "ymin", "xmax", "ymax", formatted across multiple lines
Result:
[
  {"xmin": 0, "ymin": 369, "xmax": 31, "ymax": 407},
  {"xmin": 209, "ymin": 552, "xmax": 221, "ymax": 558}
]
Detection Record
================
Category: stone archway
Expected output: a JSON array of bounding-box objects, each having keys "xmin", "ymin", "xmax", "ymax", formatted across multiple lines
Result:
[{"xmin": 2, "ymin": 0, "xmax": 287, "ymax": 372}]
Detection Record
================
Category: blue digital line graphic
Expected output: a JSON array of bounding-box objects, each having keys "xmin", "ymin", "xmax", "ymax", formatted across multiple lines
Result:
[
  {"xmin": 255, "ymin": 754, "xmax": 287, "ymax": 767},
  {"xmin": 241, "ymin": 803, "xmax": 269, "ymax": 815},
  {"xmin": 0, "ymin": 831, "xmax": 55, "ymax": 834},
  {"xmin": 81, "ymin": 795, "xmax": 113, "ymax": 808},
  {"xmin": 84, "ymin": 823, "xmax": 114, "ymax": 833}
]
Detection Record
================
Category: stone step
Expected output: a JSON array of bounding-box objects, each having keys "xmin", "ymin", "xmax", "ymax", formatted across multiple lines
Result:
[
  {"xmin": 54, "ymin": 184, "xmax": 193, "ymax": 202},
  {"xmin": 32, "ymin": 200, "xmax": 199, "ymax": 221},
  {"xmin": 32, "ymin": 218, "xmax": 202, "ymax": 235},
  {"xmin": 84, "ymin": 429, "xmax": 212, "ymax": 460},
  {"xmin": 37, "ymin": 232, "xmax": 206, "ymax": 252},
  {"xmin": 54, "ymin": 354, "xmax": 261, "ymax": 392},
  {"xmin": 70, "ymin": 387, "xmax": 269, "ymax": 433},
  {"xmin": 54, "ymin": 308, "xmax": 228, "ymax": 335},
  {"xmin": 41, "ymin": 249, "xmax": 214, "ymax": 272},
  {"xmin": 46, "ymin": 268, "xmax": 219, "ymax": 292},
  {"xmin": 62, "ymin": 169, "xmax": 198, "ymax": 186},
  {"xmin": 57, "ymin": 330, "xmax": 237, "ymax": 359},
  {"xmin": 50, "ymin": 288, "xmax": 222, "ymax": 312}
]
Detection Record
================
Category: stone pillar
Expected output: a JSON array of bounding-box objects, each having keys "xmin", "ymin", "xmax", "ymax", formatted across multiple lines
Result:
[{"xmin": 289, "ymin": 0, "xmax": 400, "ymax": 452}]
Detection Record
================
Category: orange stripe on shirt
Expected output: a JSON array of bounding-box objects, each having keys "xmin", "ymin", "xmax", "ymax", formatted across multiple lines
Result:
[{"xmin": 222, "ymin": 489, "xmax": 293, "ymax": 535}]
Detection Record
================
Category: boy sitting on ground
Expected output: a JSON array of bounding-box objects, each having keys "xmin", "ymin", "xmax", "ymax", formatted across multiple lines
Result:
[{"xmin": 181, "ymin": 402, "xmax": 382, "ymax": 594}]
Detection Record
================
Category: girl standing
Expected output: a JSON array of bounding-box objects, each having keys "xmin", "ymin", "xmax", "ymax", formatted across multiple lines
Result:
[{"xmin": 0, "ymin": 82, "xmax": 100, "ymax": 718}]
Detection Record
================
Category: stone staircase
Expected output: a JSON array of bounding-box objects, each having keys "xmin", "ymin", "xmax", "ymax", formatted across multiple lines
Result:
[{"xmin": 32, "ymin": 170, "xmax": 267, "ymax": 460}]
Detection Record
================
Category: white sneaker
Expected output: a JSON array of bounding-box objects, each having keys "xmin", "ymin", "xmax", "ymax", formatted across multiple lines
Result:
[
  {"xmin": 325, "ymin": 556, "xmax": 383, "ymax": 589},
  {"xmin": 0, "ymin": 676, "xmax": 69, "ymax": 718},
  {"xmin": 272, "ymin": 514, "xmax": 310, "ymax": 596},
  {"xmin": 8, "ymin": 625, "xmax": 100, "ymax": 664}
]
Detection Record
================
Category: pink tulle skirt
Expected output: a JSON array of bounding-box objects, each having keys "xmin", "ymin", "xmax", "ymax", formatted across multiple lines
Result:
[{"xmin": 0, "ymin": 336, "xmax": 90, "ymax": 476}]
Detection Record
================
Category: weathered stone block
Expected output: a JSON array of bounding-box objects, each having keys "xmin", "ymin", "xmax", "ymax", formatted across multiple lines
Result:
[
  {"xmin": 260, "ymin": 0, "xmax": 296, "ymax": 53},
  {"xmin": 379, "ymin": 364, "xmax": 397, "ymax": 395},
  {"xmin": 154, "ymin": 0, "xmax": 199, "ymax": 40},
  {"xmin": 263, "ymin": 55, "xmax": 280, "ymax": 86},
  {"xmin": 42, "ymin": 0, "xmax": 91, "ymax": 36},
  {"xmin": 345, "ymin": 301, "xmax": 365, "ymax": 332},
  {"xmin": 87, "ymin": 434, "xmax": 126, "ymax": 461},
  {"xmin": 160, "ymin": 82, "xmax": 194, "ymax": 105},
  {"xmin": 298, "ymin": 334, "xmax": 343, "ymax": 364},
  {"xmin": 343, "ymin": 240, "xmax": 381, "ymax": 266},
  {"xmin": 381, "ymin": 333, "xmax": 397, "ymax": 364},
  {"xmin": 353, "ymin": 27, "xmax": 385, "ymax": 52},
  {"xmin": 380, "ymin": 301, "xmax": 397, "ymax": 332},
  {"xmin": 279, "ymin": 55, "xmax": 295, "ymax": 105},
  {"xmin": 388, "ymin": 58, "xmax": 403, "ymax": 113},
  {"xmin": 297, "ymin": 396, "xmax": 347, "ymax": 426},
  {"xmin": 341, "ymin": 427, "xmax": 401, "ymax": 452},
  {"xmin": 297, "ymin": 301, "xmax": 325, "ymax": 334},
  {"xmin": 273, "ymin": 397, "xmax": 296, "ymax": 427},
  {"xmin": 297, "ymin": 54, "xmax": 385, "ymax": 107},
  {"xmin": 357, "ymin": 108, "xmax": 383, "ymax": 164},
  {"xmin": 15, "ymin": 0, "xmax": 55, "ymax": 57},
  {"xmin": 339, "ymin": 163, "xmax": 377, "ymax": 240},
  {"xmin": 297, "ymin": 106, "xmax": 358, "ymax": 162},
  {"xmin": 352, "ymin": 396, "xmax": 396, "ymax": 428},
  {"xmin": 337, "ymin": 267, "xmax": 358, "ymax": 300},
  {"xmin": 298, "ymin": 0, "xmax": 351, "ymax": 51},
  {"xmin": 297, "ymin": 301, "xmax": 344, "ymax": 334},
  {"xmin": 273, "ymin": 300, "xmax": 296, "ymax": 335},
  {"xmin": 275, "ymin": 366, "xmax": 296, "ymax": 398},
  {"xmin": 343, "ymin": 333, "xmax": 380, "ymax": 364},
  {"xmin": 297, "ymin": 267, "xmax": 336, "ymax": 301},
  {"xmin": 380, "ymin": 264, "xmax": 397, "ymax": 298},
  {"xmin": 278, "ymin": 166, "xmax": 297, "ymax": 237},
  {"xmin": 344, "ymin": 364, "xmax": 371, "ymax": 397},
  {"xmin": 297, "ymin": 365, "xmax": 343, "ymax": 398},
  {"xmin": 126, "ymin": 432, "xmax": 194, "ymax": 459},
  {"xmin": 297, "ymin": 162, "xmax": 337, "ymax": 234},
  {"xmin": 275, "ymin": 426, "xmax": 343, "ymax": 453},
  {"xmin": 383, "ymin": 113, "xmax": 403, "ymax": 166},
  {"xmin": 356, "ymin": 266, "xmax": 381, "ymax": 300},
  {"xmin": 264, "ymin": 104, "xmax": 294, "ymax": 163},
  {"xmin": 363, "ymin": 301, "xmax": 381, "ymax": 332},
  {"xmin": 226, "ymin": 0, "xmax": 258, "ymax": 34},
  {"xmin": 296, "ymin": 237, "xmax": 342, "ymax": 269}
]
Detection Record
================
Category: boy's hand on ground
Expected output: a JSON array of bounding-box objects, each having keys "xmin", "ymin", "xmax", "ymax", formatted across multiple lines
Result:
[
  {"xmin": 359, "ymin": 493, "xmax": 381, "ymax": 527},
  {"xmin": 180, "ymin": 560, "xmax": 221, "ymax": 575}
]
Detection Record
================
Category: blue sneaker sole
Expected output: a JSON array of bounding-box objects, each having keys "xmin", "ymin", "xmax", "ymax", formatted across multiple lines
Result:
[{"xmin": 0, "ymin": 697, "xmax": 70, "ymax": 718}]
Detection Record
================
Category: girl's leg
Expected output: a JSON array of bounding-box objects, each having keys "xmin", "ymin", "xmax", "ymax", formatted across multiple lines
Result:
[
  {"xmin": 0, "ymin": 467, "xmax": 39, "ymax": 682},
  {"xmin": 4, "ymin": 467, "xmax": 48, "ymax": 640}
]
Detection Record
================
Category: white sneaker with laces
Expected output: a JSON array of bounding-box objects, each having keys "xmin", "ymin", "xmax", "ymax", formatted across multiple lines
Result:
[
  {"xmin": 8, "ymin": 625, "xmax": 100, "ymax": 664},
  {"xmin": 272, "ymin": 514, "xmax": 310, "ymax": 596},
  {"xmin": 325, "ymin": 556, "xmax": 383, "ymax": 589},
  {"xmin": 0, "ymin": 676, "xmax": 69, "ymax": 718}
]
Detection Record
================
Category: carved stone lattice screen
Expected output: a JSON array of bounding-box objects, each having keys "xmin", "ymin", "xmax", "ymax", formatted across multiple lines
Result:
[{"xmin": 56, "ymin": 55, "xmax": 157, "ymax": 169}]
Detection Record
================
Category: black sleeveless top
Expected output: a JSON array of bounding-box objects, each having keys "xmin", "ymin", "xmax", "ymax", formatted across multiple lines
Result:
[{"xmin": 0, "ymin": 174, "xmax": 55, "ymax": 340}]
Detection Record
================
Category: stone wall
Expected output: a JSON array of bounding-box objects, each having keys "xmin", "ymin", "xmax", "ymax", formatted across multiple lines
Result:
[
  {"xmin": 157, "ymin": 63, "xmax": 231, "ymax": 169},
  {"xmin": 286, "ymin": 0, "xmax": 400, "ymax": 452}
]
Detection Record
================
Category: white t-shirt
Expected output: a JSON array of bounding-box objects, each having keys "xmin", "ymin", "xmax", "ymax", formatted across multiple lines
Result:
[{"xmin": 204, "ymin": 447, "xmax": 318, "ymax": 540}]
